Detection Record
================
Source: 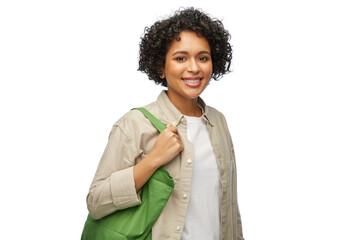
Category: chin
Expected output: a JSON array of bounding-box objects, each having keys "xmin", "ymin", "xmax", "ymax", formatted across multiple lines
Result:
[{"xmin": 183, "ymin": 88, "xmax": 206, "ymax": 99}]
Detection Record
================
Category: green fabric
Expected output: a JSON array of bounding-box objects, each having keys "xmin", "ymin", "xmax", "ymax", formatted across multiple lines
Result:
[
  {"xmin": 81, "ymin": 108, "xmax": 173, "ymax": 240},
  {"xmin": 132, "ymin": 107, "xmax": 167, "ymax": 132}
]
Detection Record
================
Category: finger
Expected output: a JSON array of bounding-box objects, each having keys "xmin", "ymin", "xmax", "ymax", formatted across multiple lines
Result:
[
  {"xmin": 167, "ymin": 126, "xmax": 178, "ymax": 133},
  {"xmin": 178, "ymin": 142, "xmax": 184, "ymax": 152},
  {"xmin": 174, "ymin": 134, "xmax": 181, "ymax": 140}
]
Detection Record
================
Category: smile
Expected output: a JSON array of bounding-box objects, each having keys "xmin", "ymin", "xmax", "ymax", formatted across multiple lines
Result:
[
  {"xmin": 182, "ymin": 77, "xmax": 203, "ymax": 87},
  {"xmin": 183, "ymin": 79, "xmax": 201, "ymax": 83}
]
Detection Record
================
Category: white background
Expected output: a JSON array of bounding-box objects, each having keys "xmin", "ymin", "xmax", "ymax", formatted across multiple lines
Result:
[{"xmin": 1, "ymin": 0, "xmax": 359, "ymax": 239}]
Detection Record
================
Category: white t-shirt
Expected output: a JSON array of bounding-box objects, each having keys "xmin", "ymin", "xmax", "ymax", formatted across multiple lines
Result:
[{"xmin": 181, "ymin": 115, "xmax": 221, "ymax": 240}]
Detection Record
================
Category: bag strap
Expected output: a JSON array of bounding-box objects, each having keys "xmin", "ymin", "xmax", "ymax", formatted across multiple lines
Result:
[{"xmin": 132, "ymin": 107, "xmax": 167, "ymax": 133}]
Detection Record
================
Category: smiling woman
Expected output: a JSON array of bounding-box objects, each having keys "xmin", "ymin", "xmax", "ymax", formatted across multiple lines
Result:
[
  {"xmin": 163, "ymin": 31, "xmax": 213, "ymax": 117},
  {"xmin": 84, "ymin": 7, "xmax": 244, "ymax": 240},
  {"xmin": 138, "ymin": 8, "xmax": 232, "ymax": 87}
]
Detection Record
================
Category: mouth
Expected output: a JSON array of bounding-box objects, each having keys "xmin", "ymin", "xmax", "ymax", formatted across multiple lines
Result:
[{"xmin": 182, "ymin": 77, "xmax": 203, "ymax": 87}]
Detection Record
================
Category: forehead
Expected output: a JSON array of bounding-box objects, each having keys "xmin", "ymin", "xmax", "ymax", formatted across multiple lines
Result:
[{"xmin": 167, "ymin": 31, "xmax": 211, "ymax": 53}]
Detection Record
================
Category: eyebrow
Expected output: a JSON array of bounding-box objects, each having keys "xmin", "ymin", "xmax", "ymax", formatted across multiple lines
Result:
[{"xmin": 171, "ymin": 50, "xmax": 211, "ymax": 56}]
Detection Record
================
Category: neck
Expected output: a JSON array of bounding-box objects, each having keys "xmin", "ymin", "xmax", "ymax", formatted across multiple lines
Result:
[{"xmin": 166, "ymin": 91, "xmax": 202, "ymax": 117}]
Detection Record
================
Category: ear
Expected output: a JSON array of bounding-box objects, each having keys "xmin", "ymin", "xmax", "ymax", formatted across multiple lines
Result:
[{"xmin": 160, "ymin": 68, "xmax": 165, "ymax": 79}]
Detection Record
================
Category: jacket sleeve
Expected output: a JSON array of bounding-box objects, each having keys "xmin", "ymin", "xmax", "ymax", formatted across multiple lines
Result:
[
  {"xmin": 230, "ymin": 141, "xmax": 245, "ymax": 240},
  {"xmin": 221, "ymin": 112, "xmax": 245, "ymax": 240},
  {"xmin": 86, "ymin": 124, "xmax": 142, "ymax": 220}
]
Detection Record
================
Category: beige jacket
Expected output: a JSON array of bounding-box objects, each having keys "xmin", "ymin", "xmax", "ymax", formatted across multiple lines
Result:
[{"xmin": 87, "ymin": 91, "xmax": 244, "ymax": 240}]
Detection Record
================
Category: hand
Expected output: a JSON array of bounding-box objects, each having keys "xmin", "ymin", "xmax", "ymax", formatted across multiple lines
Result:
[
  {"xmin": 133, "ymin": 124, "xmax": 183, "ymax": 191},
  {"xmin": 149, "ymin": 124, "xmax": 184, "ymax": 167}
]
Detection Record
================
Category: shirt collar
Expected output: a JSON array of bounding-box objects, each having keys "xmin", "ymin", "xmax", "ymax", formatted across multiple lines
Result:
[{"xmin": 156, "ymin": 90, "xmax": 214, "ymax": 127}]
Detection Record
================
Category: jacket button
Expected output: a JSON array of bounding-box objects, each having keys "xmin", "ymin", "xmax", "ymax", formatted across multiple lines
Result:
[
  {"xmin": 176, "ymin": 226, "xmax": 181, "ymax": 231},
  {"xmin": 182, "ymin": 193, "xmax": 188, "ymax": 199},
  {"xmin": 186, "ymin": 159, "xmax": 192, "ymax": 164}
]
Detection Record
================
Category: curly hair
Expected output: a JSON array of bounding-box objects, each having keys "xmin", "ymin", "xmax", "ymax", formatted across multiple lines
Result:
[{"xmin": 138, "ymin": 7, "xmax": 232, "ymax": 87}]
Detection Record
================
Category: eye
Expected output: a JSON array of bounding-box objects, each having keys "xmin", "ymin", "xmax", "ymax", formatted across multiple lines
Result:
[
  {"xmin": 176, "ymin": 57, "xmax": 186, "ymax": 61},
  {"xmin": 199, "ymin": 56, "xmax": 209, "ymax": 61}
]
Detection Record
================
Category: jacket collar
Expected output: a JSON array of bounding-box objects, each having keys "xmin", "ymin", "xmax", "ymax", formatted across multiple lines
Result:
[{"xmin": 156, "ymin": 90, "xmax": 214, "ymax": 127}]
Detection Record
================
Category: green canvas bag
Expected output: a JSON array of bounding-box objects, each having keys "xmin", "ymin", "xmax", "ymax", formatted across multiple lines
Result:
[{"xmin": 81, "ymin": 107, "xmax": 174, "ymax": 240}]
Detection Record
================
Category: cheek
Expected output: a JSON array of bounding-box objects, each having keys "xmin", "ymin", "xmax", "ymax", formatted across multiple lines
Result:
[
  {"xmin": 164, "ymin": 62, "xmax": 183, "ymax": 76},
  {"xmin": 204, "ymin": 63, "xmax": 213, "ymax": 78}
]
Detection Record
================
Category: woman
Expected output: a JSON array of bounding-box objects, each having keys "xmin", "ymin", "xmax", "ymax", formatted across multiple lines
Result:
[{"xmin": 86, "ymin": 7, "xmax": 244, "ymax": 240}]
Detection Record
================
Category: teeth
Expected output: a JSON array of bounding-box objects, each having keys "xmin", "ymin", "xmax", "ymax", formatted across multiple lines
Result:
[{"xmin": 183, "ymin": 79, "xmax": 200, "ymax": 83}]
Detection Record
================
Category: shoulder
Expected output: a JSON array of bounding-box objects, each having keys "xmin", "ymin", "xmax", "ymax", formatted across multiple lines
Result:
[
  {"xmin": 206, "ymin": 105, "xmax": 227, "ymax": 123},
  {"xmin": 205, "ymin": 105, "xmax": 233, "ymax": 135},
  {"xmin": 113, "ymin": 109, "xmax": 143, "ymax": 128},
  {"xmin": 113, "ymin": 100, "xmax": 159, "ymax": 125},
  {"xmin": 112, "ymin": 101, "xmax": 160, "ymax": 138}
]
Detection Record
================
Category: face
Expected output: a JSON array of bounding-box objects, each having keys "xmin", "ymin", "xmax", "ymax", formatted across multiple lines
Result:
[{"xmin": 162, "ymin": 31, "xmax": 212, "ymax": 105}]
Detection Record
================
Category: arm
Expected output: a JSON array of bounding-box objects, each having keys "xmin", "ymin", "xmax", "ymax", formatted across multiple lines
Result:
[
  {"xmin": 230, "ymin": 141, "xmax": 245, "ymax": 240},
  {"xmin": 133, "ymin": 124, "xmax": 183, "ymax": 191},
  {"xmin": 221, "ymin": 112, "xmax": 245, "ymax": 240},
  {"xmin": 86, "ymin": 125, "xmax": 141, "ymax": 219},
  {"xmin": 87, "ymin": 123, "xmax": 183, "ymax": 219}
]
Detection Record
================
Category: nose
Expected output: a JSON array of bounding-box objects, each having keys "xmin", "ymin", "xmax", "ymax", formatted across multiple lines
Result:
[{"xmin": 187, "ymin": 58, "xmax": 199, "ymax": 73}]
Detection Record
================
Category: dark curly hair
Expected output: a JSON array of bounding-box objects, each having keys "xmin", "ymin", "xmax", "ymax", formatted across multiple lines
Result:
[{"xmin": 138, "ymin": 7, "xmax": 232, "ymax": 87}]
